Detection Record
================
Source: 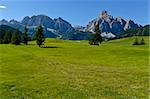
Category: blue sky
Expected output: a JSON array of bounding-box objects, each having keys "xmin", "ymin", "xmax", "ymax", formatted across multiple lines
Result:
[{"xmin": 0, "ymin": 0, "xmax": 149, "ymax": 26}]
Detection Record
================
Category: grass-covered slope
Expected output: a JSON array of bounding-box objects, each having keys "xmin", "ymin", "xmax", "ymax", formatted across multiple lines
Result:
[{"xmin": 0, "ymin": 37, "xmax": 149, "ymax": 99}]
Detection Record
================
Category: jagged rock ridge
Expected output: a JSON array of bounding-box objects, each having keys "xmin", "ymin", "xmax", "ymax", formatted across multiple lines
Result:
[{"xmin": 84, "ymin": 11, "xmax": 141, "ymax": 35}]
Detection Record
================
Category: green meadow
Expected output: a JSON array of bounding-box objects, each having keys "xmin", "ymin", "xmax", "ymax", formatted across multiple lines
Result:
[{"xmin": 0, "ymin": 36, "xmax": 149, "ymax": 99}]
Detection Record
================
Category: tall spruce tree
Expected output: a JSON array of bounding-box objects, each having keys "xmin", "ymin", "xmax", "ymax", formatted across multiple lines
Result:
[
  {"xmin": 95, "ymin": 23, "xmax": 103, "ymax": 44},
  {"xmin": 35, "ymin": 25, "xmax": 45, "ymax": 47},
  {"xmin": 0, "ymin": 30, "xmax": 5, "ymax": 44},
  {"xmin": 11, "ymin": 29, "xmax": 21, "ymax": 45},
  {"xmin": 3, "ymin": 30, "xmax": 12, "ymax": 44},
  {"xmin": 133, "ymin": 29, "xmax": 140, "ymax": 45},
  {"xmin": 89, "ymin": 23, "xmax": 103, "ymax": 45},
  {"xmin": 23, "ymin": 26, "xmax": 28, "ymax": 45}
]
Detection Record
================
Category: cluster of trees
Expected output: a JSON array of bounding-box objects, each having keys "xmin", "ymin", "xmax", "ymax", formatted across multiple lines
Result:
[
  {"xmin": 89, "ymin": 23, "xmax": 103, "ymax": 45},
  {"xmin": 0, "ymin": 28, "xmax": 23, "ymax": 45},
  {"xmin": 0, "ymin": 25, "xmax": 45, "ymax": 47},
  {"xmin": 131, "ymin": 27, "xmax": 146, "ymax": 45},
  {"xmin": 132, "ymin": 30, "xmax": 146, "ymax": 45},
  {"xmin": 133, "ymin": 37, "xmax": 145, "ymax": 45}
]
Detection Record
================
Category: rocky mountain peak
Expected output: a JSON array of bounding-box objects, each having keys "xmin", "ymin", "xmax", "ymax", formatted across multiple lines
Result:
[
  {"xmin": 58, "ymin": 17, "xmax": 63, "ymax": 20},
  {"xmin": 98, "ymin": 11, "xmax": 113, "ymax": 23},
  {"xmin": 21, "ymin": 15, "xmax": 54, "ymax": 28},
  {"xmin": 54, "ymin": 17, "xmax": 67, "ymax": 23},
  {"xmin": 100, "ymin": 11, "xmax": 108, "ymax": 18},
  {"xmin": 0, "ymin": 19, "xmax": 9, "ymax": 25},
  {"xmin": 54, "ymin": 17, "xmax": 74, "ymax": 33},
  {"xmin": 124, "ymin": 19, "xmax": 138, "ymax": 30},
  {"xmin": 21, "ymin": 16, "xmax": 30, "ymax": 24},
  {"xmin": 9, "ymin": 19, "xmax": 20, "ymax": 24},
  {"xmin": 85, "ymin": 11, "xmax": 140, "ymax": 34}
]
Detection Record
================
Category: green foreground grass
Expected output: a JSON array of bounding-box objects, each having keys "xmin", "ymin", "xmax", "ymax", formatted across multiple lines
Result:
[{"xmin": 0, "ymin": 36, "xmax": 149, "ymax": 99}]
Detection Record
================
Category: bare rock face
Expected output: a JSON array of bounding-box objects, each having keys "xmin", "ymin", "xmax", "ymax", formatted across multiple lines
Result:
[
  {"xmin": 0, "ymin": 19, "xmax": 9, "ymax": 25},
  {"xmin": 124, "ymin": 20, "xmax": 138, "ymax": 30},
  {"xmin": 85, "ymin": 11, "xmax": 140, "ymax": 35},
  {"xmin": 21, "ymin": 15, "xmax": 55, "ymax": 29},
  {"xmin": 85, "ymin": 19, "xmax": 98, "ymax": 33},
  {"xmin": 100, "ymin": 20, "xmax": 111, "ymax": 33},
  {"xmin": 21, "ymin": 16, "xmax": 30, "ymax": 25},
  {"xmin": 115, "ymin": 17, "xmax": 126, "ymax": 27},
  {"xmin": 53, "ymin": 17, "xmax": 74, "ymax": 33},
  {"xmin": 110, "ymin": 20, "xmax": 124, "ymax": 35},
  {"xmin": 101, "ymin": 11, "xmax": 108, "ymax": 18},
  {"xmin": 99, "ymin": 11, "xmax": 113, "ymax": 23}
]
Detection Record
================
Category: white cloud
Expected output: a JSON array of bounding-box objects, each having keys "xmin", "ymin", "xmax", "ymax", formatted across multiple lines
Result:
[{"xmin": 0, "ymin": 5, "xmax": 7, "ymax": 9}]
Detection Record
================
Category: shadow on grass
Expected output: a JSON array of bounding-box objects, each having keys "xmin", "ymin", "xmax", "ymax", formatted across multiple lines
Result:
[
  {"xmin": 27, "ymin": 44, "xmax": 36, "ymax": 46},
  {"xmin": 41, "ymin": 46, "xmax": 61, "ymax": 48}
]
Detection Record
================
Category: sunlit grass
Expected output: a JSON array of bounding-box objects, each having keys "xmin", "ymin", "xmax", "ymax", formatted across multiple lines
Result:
[{"xmin": 0, "ymin": 36, "xmax": 149, "ymax": 98}]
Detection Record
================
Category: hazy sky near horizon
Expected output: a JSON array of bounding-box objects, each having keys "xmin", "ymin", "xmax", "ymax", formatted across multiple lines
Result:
[{"xmin": 0, "ymin": 0, "xmax": 149, "ymax": 26}]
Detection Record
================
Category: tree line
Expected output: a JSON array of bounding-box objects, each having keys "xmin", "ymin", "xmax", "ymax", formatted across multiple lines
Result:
[{"xmin": 0, "ymin": 25, "xmax": 45, "ymax": 47}]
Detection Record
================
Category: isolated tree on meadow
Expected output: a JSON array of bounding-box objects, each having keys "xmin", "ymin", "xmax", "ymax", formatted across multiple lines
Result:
[
  {"xmin": 11, "ymin": 29, "xmax": 21, "ymax": 45},
  {"xmin": 133, "ymin": 37, "xmax": 139, "ymax": 45},
  {"xmin": 95, "ymin": 23, "xmax": 103, "ymax": 44},
  {"xmin": 3, "ymin": 30, "xmax": 12, "ymax": 44},
  {"xmin": 140, "ymin": 38, "xmax": 145, "ymax": 45},
  {"xmin": 23, "ymin": 26, "xmax": 28, "ymax": 45},
  {"xmin": 35, "ymin": 25, "xmax": 45, "ymax": 47},
  {"xmin": 132, "ymin": 29, "xmax": 140, "ymax": 45},
  {"xmin": 89, "ymin": 23, "xmax": 103, "ymax": 45}
]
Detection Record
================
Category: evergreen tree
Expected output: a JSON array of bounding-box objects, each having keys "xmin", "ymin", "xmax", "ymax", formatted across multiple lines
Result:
[
  {"xmin": 140, "ymin": 29, "xmax": 146, "ymax": 45},
  {"xmin": 11, "ymin": 29, "xmax": 21, "ymax": 45},
  {"xmin": 35, "ymin": 25, "xmax": 45, "ymax": 47},
  {"xmin": 140, "ymin": 38, "xmax": 145, "ymax": 45},
  {"xmin": 133, "ymin": 37, "xmax": 139, "ymax": 45},
  {"xmin": 23, "ymin": 26, "xmax": 28, "ymax": 45},
  {"xmin": 0, "ymin": 31, "xmax": 5, "ymax": 44},
  {"xmin": 89, "ymin": 23, "xmax": 103, "ymax": 45},
  {"xmin": 133, "ymin": 30, "xmax": 140, "ymax": 45},
  {"xmin": 3, "ymin": 30, "xmax": 12, "ymax": 44}
]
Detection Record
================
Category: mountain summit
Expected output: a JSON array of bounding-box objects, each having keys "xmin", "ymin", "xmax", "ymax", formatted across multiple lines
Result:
[{"xmin": 84, "ymin": 11, "xmax": 140, "ymax": 35}]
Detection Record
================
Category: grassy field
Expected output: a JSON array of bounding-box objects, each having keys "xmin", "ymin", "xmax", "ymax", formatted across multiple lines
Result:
[{"xmin": 0, "ymin": 36, "xmax": 149, "ymax": 99}]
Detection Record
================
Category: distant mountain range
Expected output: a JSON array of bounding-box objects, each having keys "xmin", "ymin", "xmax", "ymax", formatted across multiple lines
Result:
[
  {"xmin": 0, "ymin": 15, "xmax": 75, "ymax": 38},
  {"xmin": 0, "ymin": 11, "xmax": 148, "ymax": 40}
]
